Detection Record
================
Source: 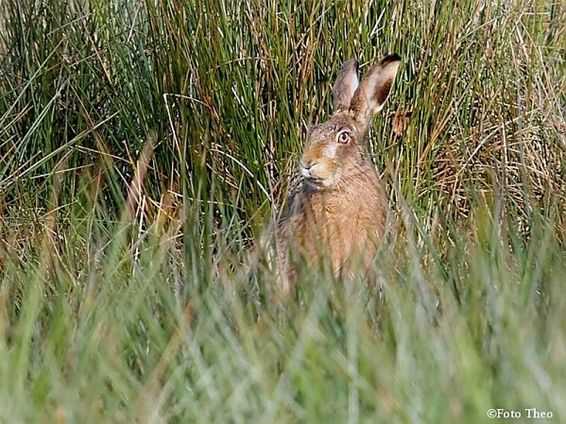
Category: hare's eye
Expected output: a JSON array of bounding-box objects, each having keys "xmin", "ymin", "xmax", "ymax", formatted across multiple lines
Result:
[{"xmin": 337, "ymin": 131, "xmax": 351, "ymax": 144}]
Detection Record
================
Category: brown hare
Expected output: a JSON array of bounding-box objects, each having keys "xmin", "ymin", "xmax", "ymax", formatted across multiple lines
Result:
[{"xmin": 266, "ymin": 54, "xmax": 401, "ymax": 292}]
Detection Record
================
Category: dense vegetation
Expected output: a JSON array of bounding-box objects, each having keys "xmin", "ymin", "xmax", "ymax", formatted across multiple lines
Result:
[{"xmin": 0, "ymin": 0, "xmax": 564, "ymax": 422}]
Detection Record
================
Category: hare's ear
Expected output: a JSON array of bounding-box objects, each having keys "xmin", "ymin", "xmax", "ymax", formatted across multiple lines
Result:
[
  {"xmin": 349, "ymin": 54, "xmax": 401, "ymax": 122},
  {"xmin": 332, "ymin": 60, "xmax": 359, "ymax": 114}
]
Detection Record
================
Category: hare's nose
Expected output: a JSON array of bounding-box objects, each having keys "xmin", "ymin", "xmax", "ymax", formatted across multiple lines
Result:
[{"xmin": 300, "ymin": 159, "xmax": 317, "ymax": 170}]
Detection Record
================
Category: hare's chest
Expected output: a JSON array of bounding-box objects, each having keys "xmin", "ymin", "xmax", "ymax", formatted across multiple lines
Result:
[{"xmin": 298, "ymin": 194, "xmax": 386, "ymax": 269}]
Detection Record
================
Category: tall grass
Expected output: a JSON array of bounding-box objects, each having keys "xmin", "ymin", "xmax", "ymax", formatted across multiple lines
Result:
[{"xmin": 0, "ymin": 0, "xmax": 565, "ymax": 422}]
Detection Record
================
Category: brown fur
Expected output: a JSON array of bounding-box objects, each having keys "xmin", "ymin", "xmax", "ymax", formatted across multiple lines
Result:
[{"xmin": 267, "ymin": 54, "xmax": 401, "ymax": 292}]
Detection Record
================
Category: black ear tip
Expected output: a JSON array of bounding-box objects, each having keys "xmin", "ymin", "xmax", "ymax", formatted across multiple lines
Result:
[{"xmin": 381, "ymin": 53, "xmax": 402, "ymax": 65}]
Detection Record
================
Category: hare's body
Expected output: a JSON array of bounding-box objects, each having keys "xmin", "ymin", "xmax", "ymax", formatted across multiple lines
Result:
[
  {"xmin": 275, "ymin": 164, "xmax": 386, "ymax": 285},
  {"xmin": 265, "ymin": 54, "xmax": 401, "ymax": 292}
]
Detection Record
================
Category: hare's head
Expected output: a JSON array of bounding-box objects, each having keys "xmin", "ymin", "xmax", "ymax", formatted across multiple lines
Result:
[{"xmin": 300, "ymin": 54, "xmax": 401, "ymax": 189}]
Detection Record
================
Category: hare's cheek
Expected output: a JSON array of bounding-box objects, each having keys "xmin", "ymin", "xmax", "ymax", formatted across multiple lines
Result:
[
  {"xmin": 320, "ymin": 170, "xmax": 340, "ymax": 188},
  {"xmin": 318, "ymin": 159, "xmax": 338, "ymax": 178},
  {"xmin": 324, "ymin": 144, "xmax": 338, "ymax": 159}
]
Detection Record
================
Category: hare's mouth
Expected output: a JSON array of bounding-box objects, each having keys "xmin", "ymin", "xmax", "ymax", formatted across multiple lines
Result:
[
  {"xmin": 300, "ymin": 164, "xmax": 332, "ymax": 188},
  {"xmin": 304, "ymin": 175, "xmax": 323, "ymax": 184},
  {"xmin": 302, "ymin": 175, "xmax": 327, "ymax": 190}
]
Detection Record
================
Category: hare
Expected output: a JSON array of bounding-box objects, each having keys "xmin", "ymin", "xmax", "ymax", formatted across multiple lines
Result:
[{"xmin": 266, "ymin": 54, "xmax": 401, "ymax": 292}]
